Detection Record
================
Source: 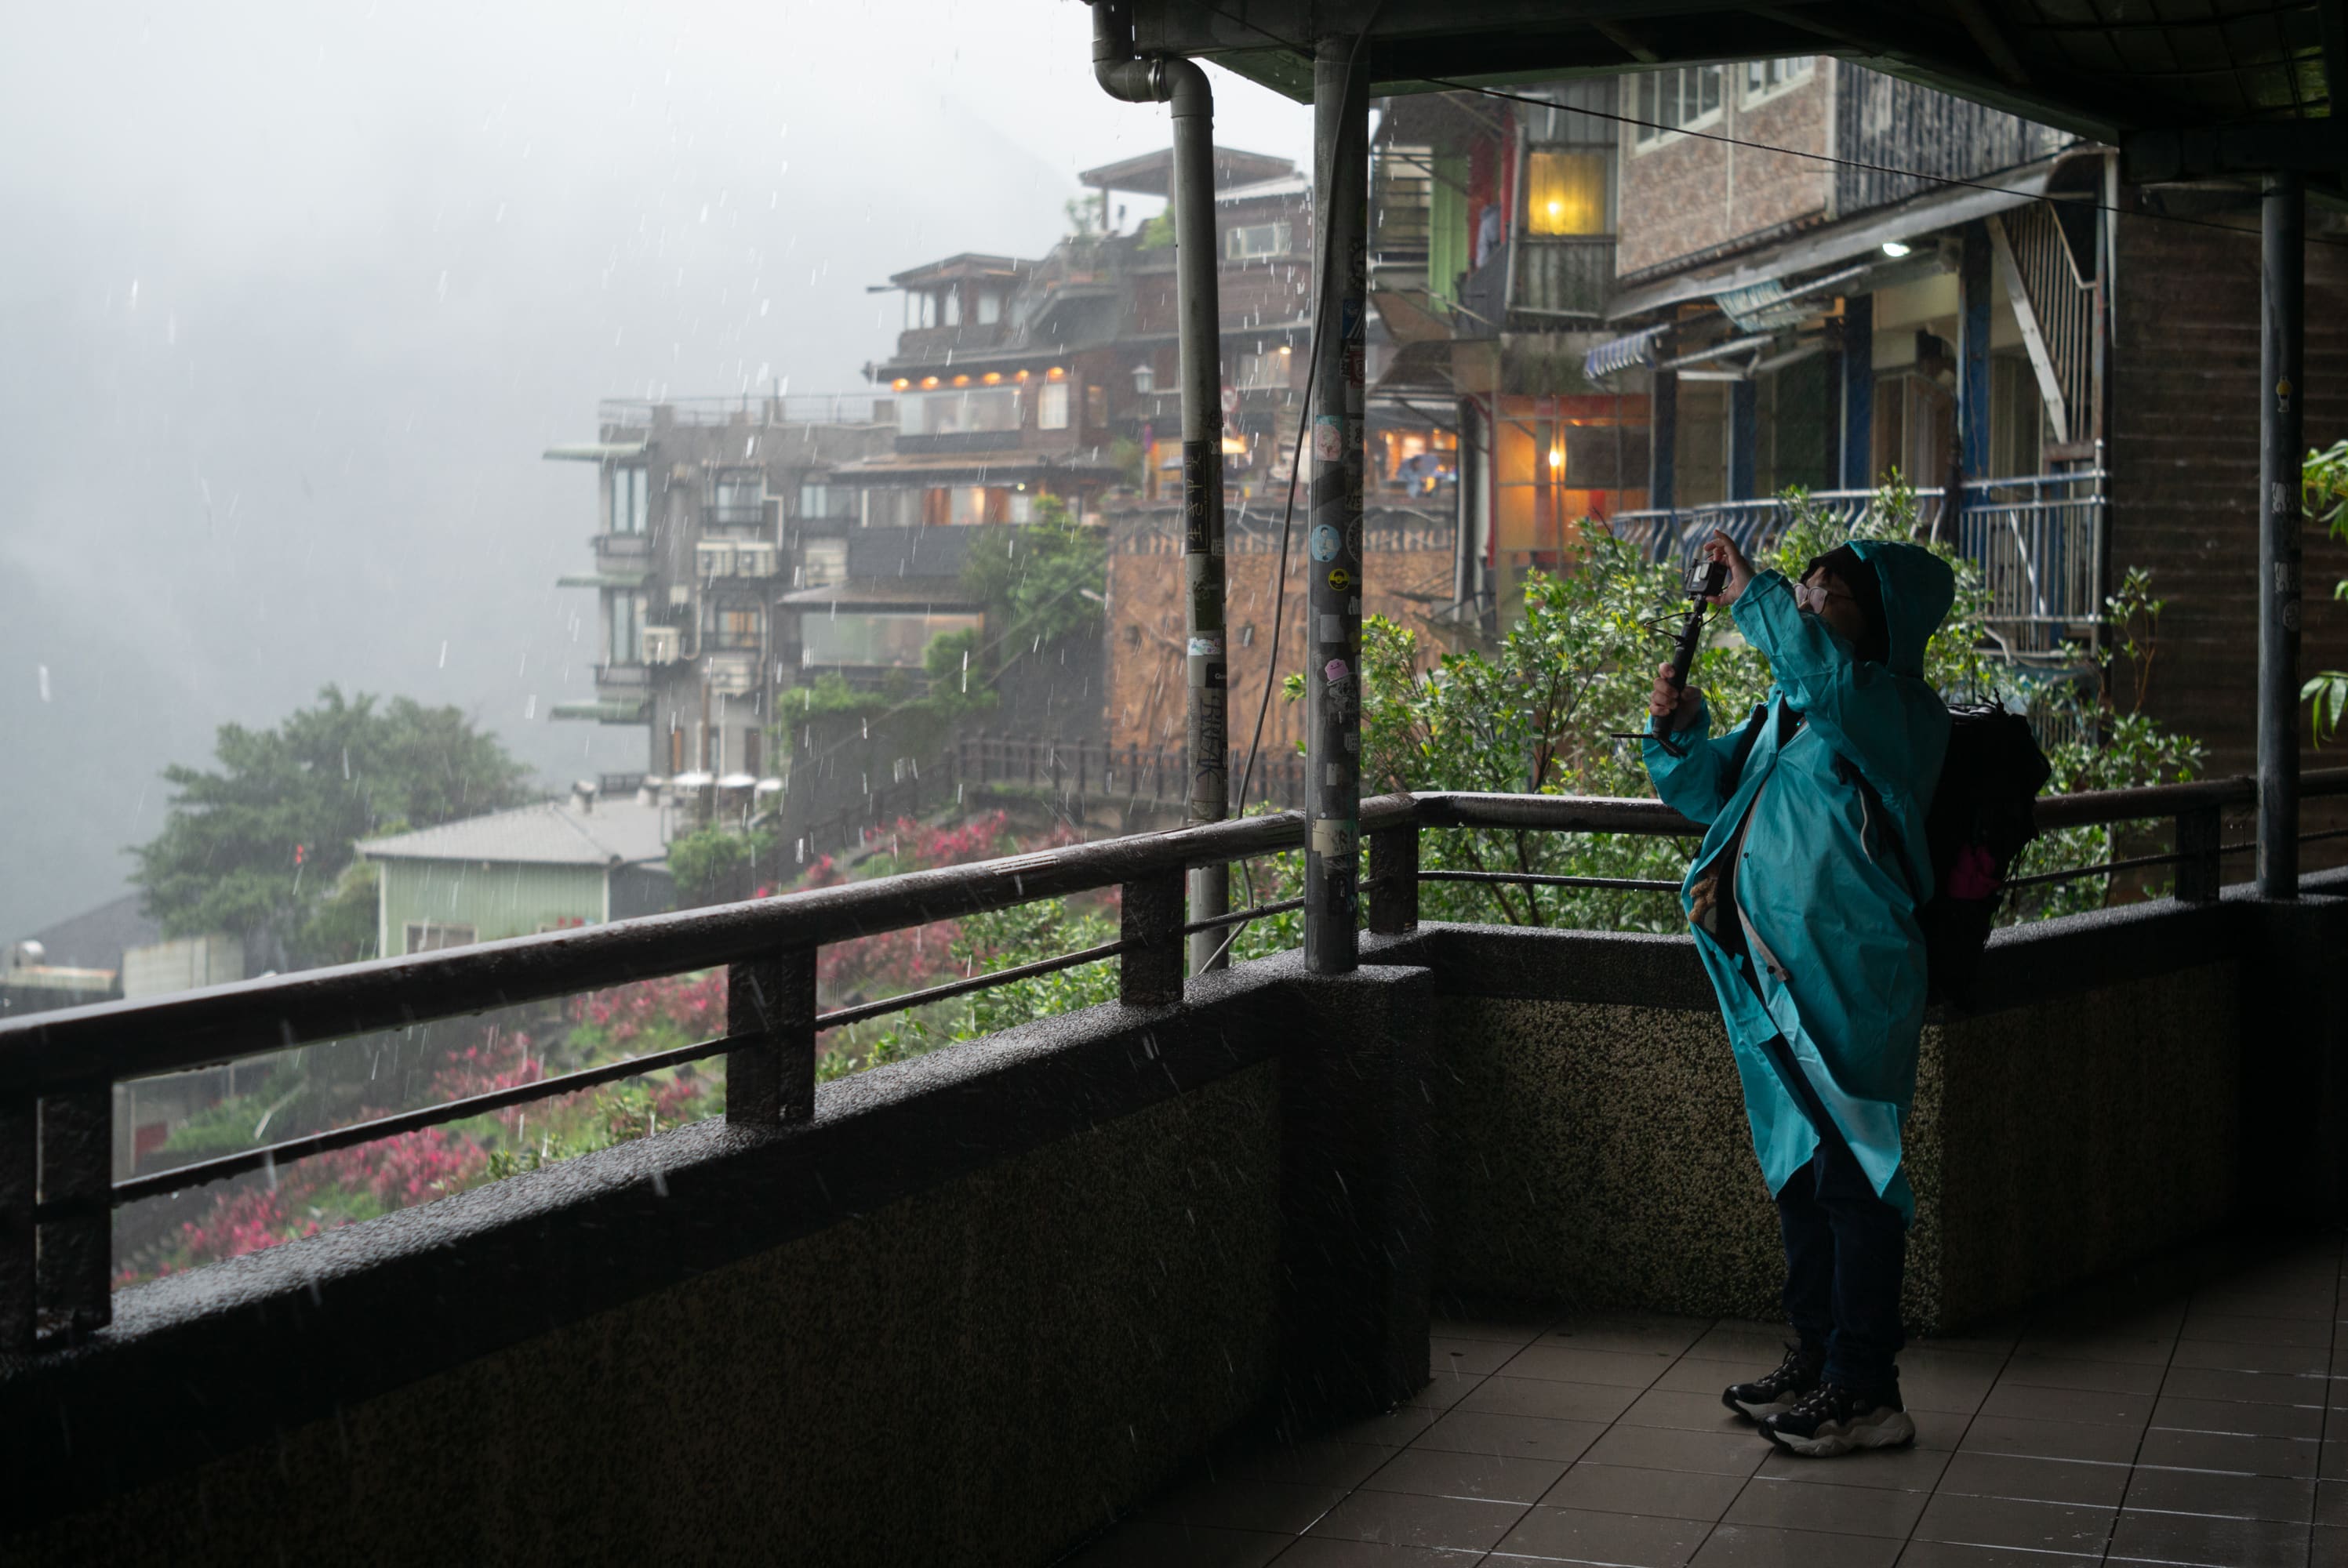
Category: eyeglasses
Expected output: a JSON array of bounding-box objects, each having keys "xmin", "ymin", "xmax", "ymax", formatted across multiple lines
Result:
[{"xmin": 1793, "ymin": 581, "xmax": 1855, "ymax": 615}]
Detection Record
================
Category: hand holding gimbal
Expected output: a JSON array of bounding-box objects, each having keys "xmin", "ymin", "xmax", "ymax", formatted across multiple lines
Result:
[{"xmin": 1647, "ymin": 556, "xmax": 1728, "ymax": 757}]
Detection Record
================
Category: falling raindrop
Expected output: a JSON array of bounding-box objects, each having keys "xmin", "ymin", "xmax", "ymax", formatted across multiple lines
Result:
[{"xmin": 36, "ymin": 666, "xmax": 50, "ymax": 702}]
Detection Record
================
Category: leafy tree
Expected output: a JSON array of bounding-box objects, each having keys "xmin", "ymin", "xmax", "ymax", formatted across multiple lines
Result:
[
  {"xmin": 960, "ymin": 495, "xmax": 1107, "ymax": 652},
  {"xmin": 1274, "ymin": 480, "xmax": 2204, "ymax": 931},
  {"xmin": 131, "ymin": 686, "xmax": 532, "ymax": 969}
]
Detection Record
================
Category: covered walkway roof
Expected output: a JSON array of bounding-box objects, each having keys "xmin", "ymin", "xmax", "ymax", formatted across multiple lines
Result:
[{"xmin": 1132, "ymin": 0, "xmax": 2343, "ymax": 199}]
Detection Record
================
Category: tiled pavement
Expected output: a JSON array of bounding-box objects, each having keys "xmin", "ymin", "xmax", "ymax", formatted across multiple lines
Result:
[{"xmin": 1061, "ymin": 1233, "xmax": 2348, "ymax": 1568}]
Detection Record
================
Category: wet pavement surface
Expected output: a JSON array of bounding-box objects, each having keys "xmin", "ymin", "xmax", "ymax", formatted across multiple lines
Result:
[{"xmin": 1063, "ymin": 1233, "xmax": 2348, "ymax": 1567}]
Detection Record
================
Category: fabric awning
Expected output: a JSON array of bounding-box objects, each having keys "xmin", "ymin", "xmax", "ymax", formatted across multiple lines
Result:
[{"xmin": 1582, "ymin": 325, "xmax": 1670, "ymax": 383}]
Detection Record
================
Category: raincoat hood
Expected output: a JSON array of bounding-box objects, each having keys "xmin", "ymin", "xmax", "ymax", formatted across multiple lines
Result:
[{"xmin": 1845, "ymin": 539, "xmax": 1954, "ymax": 678}]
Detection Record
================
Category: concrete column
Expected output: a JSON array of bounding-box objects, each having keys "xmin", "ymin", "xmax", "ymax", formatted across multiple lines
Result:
[
  {"xmin": 1729, "ymin": 378, "xmax": 1757, "ymax": 500},
  {"xmin": 1167, "ymin": 60, "xmax": 1231, "ymax": 971},
  {"xmin": 2259, "ymin": 173, "xmax": 2305, "ymax": 898},
  {"xmin": 1841, "ymin": 293, "xmax": 1874, "ymax": 489},
  {"xmin": 1648, "ymin": 368, "xmax": 1678, "ymax": 514},
  {"xmin": 1274, "ymin": 960, "xmax": 1435, "ymax": 1425},
  {"xmin": 1305, "ymin": 35, "xmax": 1368, "ymax": 976},
  {"xmin": 1958, "ymin": 223, "xmax": 1993, "ymax": 481}
]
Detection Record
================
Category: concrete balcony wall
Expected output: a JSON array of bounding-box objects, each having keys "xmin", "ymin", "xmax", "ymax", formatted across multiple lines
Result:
[
  {"xmin": 8, "ymin": 877, "xmax": 2343, "ymax": 1564},
  {"xmin": 3, "ymin": 957, "xmax": 1434, "ymax": 1567}
]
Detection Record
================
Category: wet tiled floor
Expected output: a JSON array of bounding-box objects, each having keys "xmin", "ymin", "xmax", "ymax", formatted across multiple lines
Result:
[{"xmin": 1062, "ymin": 1234, "xmax": 2348, "ymax": 1567}]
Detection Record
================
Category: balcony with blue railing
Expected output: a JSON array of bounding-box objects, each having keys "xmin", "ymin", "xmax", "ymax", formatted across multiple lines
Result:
[{"xmin": 1611, "ymin": 470, "xmax": 2108, "ymax": 659}]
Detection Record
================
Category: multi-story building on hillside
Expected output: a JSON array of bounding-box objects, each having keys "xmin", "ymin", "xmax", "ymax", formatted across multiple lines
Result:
[
  {"xmin": 1532, "ymin": 56, "xmax": 2348, "ymax": 779},
  {"xmin": 544, "ymin": 396, "xmax": 894, "ymax": 779}
]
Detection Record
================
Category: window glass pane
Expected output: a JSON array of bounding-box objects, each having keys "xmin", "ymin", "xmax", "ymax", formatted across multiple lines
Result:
[
  {"xmin": 1526, "ymin": 151, "xmax": 1607, "ymax": 234},
  {"xmin": 976, "ymin": 291, "xmax": 1001, "ymax": 325},
  {"xmin": 801, "ymin": 612, "xmax": 983, "ymax": 668},
  {"xmin": 897, "ymin": 387, "xmax": 1021, "ymax": 435},
  {"xmin": 1699, "ymin": 66, "xmax": 1720, "ymax": 117},
  {"xmin": 608, "ymin": 592, "xmax": 643, "ymax": 663},
  {"xmin": 943, "ymin": 289, "xmax": 961, "ymax": 325},
  {"xmin": 1038, "ymin": 381, "xmax": 1070, "ymax": 430}
]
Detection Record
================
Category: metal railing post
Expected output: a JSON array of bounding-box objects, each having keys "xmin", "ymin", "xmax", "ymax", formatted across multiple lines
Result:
[
  {"xmin": 1119, "ymin": 866, "xmax": 1185, "ymax": 1007},
  {"xmin": 727, "ymin": 948, "xmax": 817, "ymax": 1124},
  {"xmin": 1367, "ymin": 821, "xmax": 1420, "ymax": 935},
  {"xmin": 2175, "ymin": 807, "xmax": 2223, "ymax": 904},
  {"xmin": 36, "ymin": 1083, "xmax": 111, "ymax": 1337},
  {"xmin": 1, "ymin": 1091, "xmax": 33, "ymax": 1348}
]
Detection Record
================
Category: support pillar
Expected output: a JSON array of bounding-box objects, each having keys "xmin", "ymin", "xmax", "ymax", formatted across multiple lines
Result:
[
  {"xmin": 1648, "ymin": 368, "xmax": 1677, "ymax": 515},
  {"xmin": 1728, "ymin": 378, "xmax": 1757, "ymax": 500},
  {"xmin": 1168, "ymin": 59, "xmax": 1231, "ymax": 972},
  {"xmin": 2259, "ymin": 172, "xmax": 2305, "ymax": 898},
  {"xmin": 1958, "ymin": 222, "xmax": 1992, "ymax": 481},
  {"xmin": 1305, "ymin": 35, "xmax": 1368, "ymax": 976},
  {"xmin": 1841, "ymin": 292, "xmax": 1874, "ymax": 489}
]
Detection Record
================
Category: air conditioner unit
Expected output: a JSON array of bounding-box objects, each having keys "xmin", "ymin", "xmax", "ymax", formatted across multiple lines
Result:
[
  {"xmin": 642, "ymin": 626, "xmax": 682, "ymax": 665},
  {"xmin": 735, "ymin": 542, "xmax": 778, "ymax": 577},
  {"xmin": 695, "ymin": 539, "xmax": 736, "ymax": 578}
]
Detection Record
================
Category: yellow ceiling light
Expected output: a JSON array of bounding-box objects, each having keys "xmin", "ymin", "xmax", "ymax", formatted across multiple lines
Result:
[
  {"xmin": 1547, "ymin": 447, "xmax": 1565, "ymax": 471},
  {"xmin": 982, "ymin": 372, "xmax": 1001, "ymax": 385},
  {"xmin": 1014, "ymin": 368, "xmax": 1030, "ymax": 382},
  {"xmin": 891, "ymin": 378, "xmax": 910, "ymax": 392},
  {"xmin": 951, "ymin": 374, "xmax": 971, "ymax": 387},
  {"xmin": 920, "ymin": 376, "xmax": 940, "ymax": 390},
  {"xmin": 1046, "ymin": 366, "xmax": 1067, "ymax": 381}
]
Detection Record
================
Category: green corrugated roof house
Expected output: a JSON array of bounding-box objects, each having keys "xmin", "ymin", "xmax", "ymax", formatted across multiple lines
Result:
[{"xmin": 358, "ymin": 790, "xmax": 675, "ymax": 956}]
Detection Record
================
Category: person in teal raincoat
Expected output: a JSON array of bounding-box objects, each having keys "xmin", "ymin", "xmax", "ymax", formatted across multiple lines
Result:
[{"xmin": 1644, "ymin": 528, "xmax": 1954, "ymax": 1458}]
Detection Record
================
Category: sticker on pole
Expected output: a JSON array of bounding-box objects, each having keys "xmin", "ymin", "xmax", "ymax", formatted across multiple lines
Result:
[
  {"xmin": 1326, "ymin": 568, "xmax": 1352, "ymax": 593},
  {"xmin": 1309, "ymin": 818, "xmax": 1358, "ymax": 858},
  {"xmin": 1312, "ymin": 415, "xmax": 1345, "ymax": 461},
  {"xmin": 1308, "ymin": 524, "xmax": 1342, "ymax": 562}
]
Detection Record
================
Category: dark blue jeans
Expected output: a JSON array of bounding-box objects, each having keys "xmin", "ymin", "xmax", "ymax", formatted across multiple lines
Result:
[{"xmin": 1761, "ymin": 1036, "xmax": 1906, "ymax": 1392}]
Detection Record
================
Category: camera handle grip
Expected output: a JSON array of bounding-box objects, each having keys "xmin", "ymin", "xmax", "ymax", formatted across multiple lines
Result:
[{"xmin": 1649, "ymin": 597, "xmax": 1709, "ymax": 755}]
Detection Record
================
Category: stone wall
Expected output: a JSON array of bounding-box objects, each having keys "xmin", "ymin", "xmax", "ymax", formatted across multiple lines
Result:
[{"xmin": 1103, "ymin": 506, "xmax": 1456, "ymax": 756}]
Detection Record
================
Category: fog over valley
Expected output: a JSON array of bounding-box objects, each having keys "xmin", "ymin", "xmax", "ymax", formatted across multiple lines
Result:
[{"xmin": 0, "ymin": 0, "xmax": 1310, "ymax": 938}]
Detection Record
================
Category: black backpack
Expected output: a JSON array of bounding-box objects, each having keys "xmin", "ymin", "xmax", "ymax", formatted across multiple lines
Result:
[
  {"xmin": 1725, "ymin": 699, "xmax": 2051, "ymax": 1006},
  {"xmin": 1848, "ymin": 702, "xmax": 2052, "ymax": 1005}
]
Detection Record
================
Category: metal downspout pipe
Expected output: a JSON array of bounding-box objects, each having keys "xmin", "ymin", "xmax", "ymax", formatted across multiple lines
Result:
[{"xmin": 1090, "ymin": 1, "xmax": 1232, "ymax": 971}]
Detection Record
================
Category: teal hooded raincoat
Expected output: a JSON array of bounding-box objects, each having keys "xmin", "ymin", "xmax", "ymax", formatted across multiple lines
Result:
[{"xmin": 1643, "ymin": 541, "xmax": 1955, "ymax": 1225}]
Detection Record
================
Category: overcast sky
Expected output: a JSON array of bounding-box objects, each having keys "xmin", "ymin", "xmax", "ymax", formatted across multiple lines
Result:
[{"xmin": 0, "ymin": 0, "xmax": 1314, "ymax": 939}]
